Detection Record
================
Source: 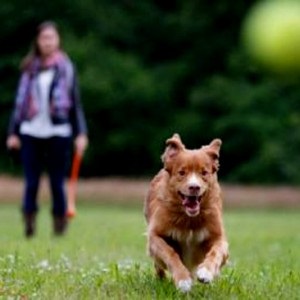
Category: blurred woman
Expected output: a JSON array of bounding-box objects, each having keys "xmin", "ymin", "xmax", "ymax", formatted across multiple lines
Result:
[{"xmin": 6, "ymin": 21, "xmax": 88, "ymax": 237}]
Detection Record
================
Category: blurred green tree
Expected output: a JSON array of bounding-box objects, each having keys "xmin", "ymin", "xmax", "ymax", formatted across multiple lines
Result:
[{"xmin": 1, "ymin": 0, "xmax": 300, "ymax": 184}]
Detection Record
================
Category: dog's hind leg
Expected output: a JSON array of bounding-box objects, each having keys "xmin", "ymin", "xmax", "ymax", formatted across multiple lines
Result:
[{"xmin": 154, "ymin": 260, "xmax": 166, "ymax": 279}]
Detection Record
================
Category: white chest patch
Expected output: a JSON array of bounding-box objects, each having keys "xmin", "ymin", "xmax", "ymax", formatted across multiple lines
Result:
[
  {"xmin": 167, "ymin": 227, "xmax": 210, "ymax": 244},
  {"xmin": 166, "ymin": 227, "xmax": 210, "ymax": 271}
]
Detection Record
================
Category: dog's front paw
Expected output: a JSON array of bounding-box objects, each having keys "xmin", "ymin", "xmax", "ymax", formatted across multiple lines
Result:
[
  {"xmin": 196, "ymin": 266, "xmax": 214, "ymax": 284},
  {"xmin": 177, "ymin": 278, "xmax": 193, "ymax": 293}
]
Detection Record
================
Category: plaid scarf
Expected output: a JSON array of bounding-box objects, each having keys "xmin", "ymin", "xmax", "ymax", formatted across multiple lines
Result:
[{"xmin": 15, "ymin": 50, "xmax": 73, "ymax": 122}]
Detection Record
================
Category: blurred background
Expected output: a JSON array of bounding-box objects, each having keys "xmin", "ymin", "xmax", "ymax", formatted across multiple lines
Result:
[
  {"xmin": 1, "ymin": 3, "xmax": 299, "ymax": 297},
  {"xmin": 1, "ymin": 0, "xmax": 300, "ymax": 185}
]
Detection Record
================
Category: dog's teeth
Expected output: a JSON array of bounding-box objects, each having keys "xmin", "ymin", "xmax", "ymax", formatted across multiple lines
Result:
[
  {"xmin": 196, "ymin": 267, "xmax": 213, "ymax": 283},
  {"xmin": 177, "ymin": 278, "xmax": 193, "ymax": 292}
]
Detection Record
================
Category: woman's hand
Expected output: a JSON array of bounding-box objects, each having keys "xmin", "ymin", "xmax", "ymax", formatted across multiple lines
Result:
[
  {"xmin": 74, "ymin": 134, "xmax": 88, "ymax": 155},
  {"xmin": 6, "ymin": 135, "xmax": 21, "ymax": 150}
]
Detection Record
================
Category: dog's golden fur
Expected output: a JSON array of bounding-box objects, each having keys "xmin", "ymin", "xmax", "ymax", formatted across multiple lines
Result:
[{"xmin": 144, "ymin": 134, "xmax": 229, "ymax": 292}]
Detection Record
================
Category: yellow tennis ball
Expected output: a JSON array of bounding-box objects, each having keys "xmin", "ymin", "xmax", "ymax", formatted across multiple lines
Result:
[{"xmin": 242, "ymin": 0, "xmax": 300, "ymax": 74}]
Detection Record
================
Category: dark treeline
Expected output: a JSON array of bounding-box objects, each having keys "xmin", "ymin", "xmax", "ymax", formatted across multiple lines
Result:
[{"xmin": 1, "ymin": 0, "xmax": 300, "ymax": 184}]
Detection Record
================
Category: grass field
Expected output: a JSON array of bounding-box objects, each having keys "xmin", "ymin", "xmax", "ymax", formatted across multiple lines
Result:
[{"xmin": 0, "ymin": 201, "xmax": 299, "ymax": 299}]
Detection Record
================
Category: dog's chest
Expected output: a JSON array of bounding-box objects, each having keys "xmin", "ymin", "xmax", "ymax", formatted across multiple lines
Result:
[
  {"xmin": 166, "ymin": 227, "xmax": 209, "ymax": 245},
  {"xmin": 165, "ymin": 227, "xmax": 210, "ymax": 270}
]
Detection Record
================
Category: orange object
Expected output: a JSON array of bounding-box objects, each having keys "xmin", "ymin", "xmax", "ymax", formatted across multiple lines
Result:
[{"xmin": 66, "ymin": 152, "xmax": 82, "ymax": 218}]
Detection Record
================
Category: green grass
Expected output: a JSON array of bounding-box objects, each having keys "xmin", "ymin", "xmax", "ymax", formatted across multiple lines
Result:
[{"xmin": 0, "ymin": 202, "xmax": 299, "ymax": 299}]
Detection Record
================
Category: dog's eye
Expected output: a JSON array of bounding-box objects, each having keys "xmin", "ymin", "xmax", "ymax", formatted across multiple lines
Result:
[
  {"xmin": 178, "ymin": 170, "xmax": 186, "ymax": 176},
  {"xmin": 201, "ymin": 170, "xmax": 209, "ymax": 176}
]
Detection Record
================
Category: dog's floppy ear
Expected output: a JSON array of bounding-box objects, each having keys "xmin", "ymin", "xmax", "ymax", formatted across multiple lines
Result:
[
  {"xmin": 161, "ymin": 133, "xmax": 185, "ymax": 171},
  {"xmin": 203, "ymin": 139, "xmax": 222, "ymax": 172}
]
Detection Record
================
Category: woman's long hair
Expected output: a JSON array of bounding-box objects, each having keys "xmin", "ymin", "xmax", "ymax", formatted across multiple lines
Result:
[{"xmin": 20, "ymin": 21, "xmax": 60, "ymax": 71}]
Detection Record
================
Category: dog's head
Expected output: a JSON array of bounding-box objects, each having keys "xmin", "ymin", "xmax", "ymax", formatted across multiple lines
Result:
[{"xmin": 161, "ymin": 133, "xmax": 222, "ymax": 217}]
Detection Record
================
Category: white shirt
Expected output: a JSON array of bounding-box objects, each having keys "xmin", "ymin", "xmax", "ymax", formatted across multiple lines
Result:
[{"xmin": 20, "ymin": 68, "xmax": 72, "ymax": 138}]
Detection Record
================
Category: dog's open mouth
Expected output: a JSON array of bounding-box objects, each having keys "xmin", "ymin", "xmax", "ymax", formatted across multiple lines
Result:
[{"xmin": 178, "ymin": 192, "xmax": 201, "ymax": 217}]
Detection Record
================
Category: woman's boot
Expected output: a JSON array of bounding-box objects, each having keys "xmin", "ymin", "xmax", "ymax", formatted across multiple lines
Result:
[
  {"xmin": 23, "ymin": 213, "xmax": 36, "ymax": 238},
  {"xmin": 53, "ymin": 215, "xmax": 68, "ymax": 235}
]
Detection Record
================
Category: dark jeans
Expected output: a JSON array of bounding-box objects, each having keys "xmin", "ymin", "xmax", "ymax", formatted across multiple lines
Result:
[{"xmin": 21, "ymin": 135, "xmax": 71, "ymax": 216}]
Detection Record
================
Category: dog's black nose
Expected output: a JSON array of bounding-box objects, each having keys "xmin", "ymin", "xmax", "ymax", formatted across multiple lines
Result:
[{"xmin": 189, "ymin": 184, "xmax": 200, "ymax": 194}]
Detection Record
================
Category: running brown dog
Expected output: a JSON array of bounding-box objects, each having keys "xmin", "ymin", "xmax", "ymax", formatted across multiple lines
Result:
[{"xmin": 144, "ymin": 134, "xmax": 229, "ymax": 292}]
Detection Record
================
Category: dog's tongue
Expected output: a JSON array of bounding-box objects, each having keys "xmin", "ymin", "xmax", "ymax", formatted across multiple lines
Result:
[{"xmin": 182, "ymin": 196, "xmax": 199, "ymax": 208}]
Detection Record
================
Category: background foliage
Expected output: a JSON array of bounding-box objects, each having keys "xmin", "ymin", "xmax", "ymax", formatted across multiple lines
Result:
[{"xmin": 1, "ymin": 0, "xmax": 300, "ymax": 183}]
